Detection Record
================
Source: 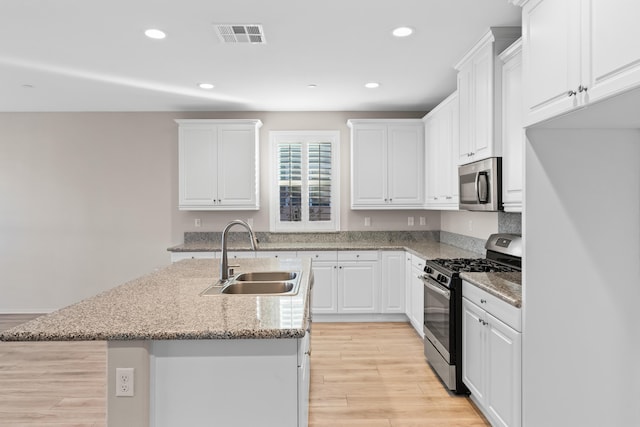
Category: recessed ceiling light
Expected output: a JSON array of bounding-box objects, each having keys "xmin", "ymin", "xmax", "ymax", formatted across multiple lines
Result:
[
  {"xmin": 144, "ymin": 29, "xmax": 166, "ymax": 39},
  {"xmin": 307, "ymin": 84, "xmax": 318, "ymax": 89},
  {"xmin": 365, "ymin": 82, "xmax": 380, "ymax": 89},
  {"xmin": 198, "ymin": 83, "xmax": 215, "ymax": 90},
  {"xmin": 22, "ymin": 84, "xmax": 34, "ymax": 89},
  {"xmin": 392, "ymin": 27, "xmax": 414, "ymax": 37}
]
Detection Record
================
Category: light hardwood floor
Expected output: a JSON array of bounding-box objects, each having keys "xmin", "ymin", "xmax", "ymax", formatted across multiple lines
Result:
[
  {"xmin": 0, "ymin": 315, "xmax": 106, "ymax": 426},
  {"xmin": 309, "ymin": 322, "xmax": 489, "ymax": 427},
  {"xmin": 0, "ymin": 317, "xmax": 488, "ymax": 426}
]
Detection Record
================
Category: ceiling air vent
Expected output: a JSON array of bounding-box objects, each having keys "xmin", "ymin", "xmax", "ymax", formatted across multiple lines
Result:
[{"xmin": 215, "ymin": 24, "xmax": 266, "ymax": 44}]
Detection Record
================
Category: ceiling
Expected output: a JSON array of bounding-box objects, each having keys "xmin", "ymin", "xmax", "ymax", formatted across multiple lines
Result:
[{"xmin": 0, "ymin": 0, "xmax": 521, "ymax": 112}]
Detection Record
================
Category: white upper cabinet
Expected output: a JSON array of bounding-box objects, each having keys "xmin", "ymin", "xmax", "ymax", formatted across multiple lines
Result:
[
  {"xmin": 520, "ymin": 0, "xmax": 640, "ymax": 126},
  {"xmin": 500, "ymin": 39, "xmax": 524, "ymax": 213},
  {"xmin": 349, "ymin": 119, "xmax": 424, "ymax": 209},
  {"xmin": 455, "ymin": 27, "xmax": 521, "ymax": 165},
  {"xmin": 177, "ymin": 119, "xmax": 261, "ymax": 210},
  {"xmin": 424, "ymin": 91, "xmax": 459, "ymax": 210}
]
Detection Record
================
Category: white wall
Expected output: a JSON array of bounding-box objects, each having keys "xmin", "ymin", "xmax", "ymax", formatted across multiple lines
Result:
[
  {"xmin": 0, "ymin": 113, "xmax": 176, "ymax": 312},
  {"xmin": 523, "ymin": 128, "xmax": 640, "ymax": 427},
  {"xmin": 0, "ymin": 110, "xmax": 438, "ymax": 312}
]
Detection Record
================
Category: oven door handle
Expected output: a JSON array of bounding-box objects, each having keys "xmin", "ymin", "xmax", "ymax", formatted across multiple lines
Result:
[{"xmin": 421, "ymin": 276, "xmax": 451, "ymax": 299}]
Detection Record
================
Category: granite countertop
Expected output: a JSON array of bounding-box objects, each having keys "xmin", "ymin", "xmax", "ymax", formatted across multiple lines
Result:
[
  {"xmin": 168, "ymin": 239, "xmax": 480, "ymax": 261},
  {"xmin": 1, "ymin": 257, "xmax": 312, "ymax": 342},
  {"xmin": 460, "ymin": 272, "xmax": 522, "ymax": 308}
]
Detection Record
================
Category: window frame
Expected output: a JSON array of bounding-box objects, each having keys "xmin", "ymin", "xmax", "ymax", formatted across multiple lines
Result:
[{"xmin": 269, "ymin": 130, "xmax": 340, "ymax": 232}]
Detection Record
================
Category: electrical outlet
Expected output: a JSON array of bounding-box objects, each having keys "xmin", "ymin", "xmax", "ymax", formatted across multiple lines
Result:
[
  {"xmin": 247, "ymin": 218, "xmax": 254, "ymax": 228},
  {"xmin": 419, "ymin": 217, "xmax": 426, "ymax": 226},
  {"xmin": 364, "ymin": 217, "xmax": 371, "ymax": 227},
  {"xmin": 468, "ymin": 220, "xmax": 473, "ymax": 231},
  {"xmin": 194, "ymin": 218, "xmax": 201, "ymax": 228},
  {"xmin": 116, "ymin": 368, "xmax": 134, "ymax": 397},
  {"xmin": 408, "ymin": 216, "xmax": 414, "ymax": 226}
]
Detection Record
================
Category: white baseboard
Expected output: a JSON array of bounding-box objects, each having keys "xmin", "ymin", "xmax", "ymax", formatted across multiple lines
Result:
[{"xmin": 312, "ymin": 313, "xmax": 409, "ymax": 323}]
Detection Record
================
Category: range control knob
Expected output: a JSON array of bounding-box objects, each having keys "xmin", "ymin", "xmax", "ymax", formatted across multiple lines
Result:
[
  {"xmin": 425, "ymin": 266, "xmax": 433, "ymax": 274},
  {"xmin": 438, "ymin": 274, "xmax": 447, "ymax": 284}
]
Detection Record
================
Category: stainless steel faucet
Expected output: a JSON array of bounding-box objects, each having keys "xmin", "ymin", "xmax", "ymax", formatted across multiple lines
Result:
[{"xmin": 220, "ymin": 219, "xmax": 258, "ymax": 283}]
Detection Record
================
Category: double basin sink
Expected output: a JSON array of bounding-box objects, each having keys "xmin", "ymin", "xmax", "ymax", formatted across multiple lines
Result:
[{"xmin": 201, "ymin": 271, "xmax": 301, "ymax": 296}]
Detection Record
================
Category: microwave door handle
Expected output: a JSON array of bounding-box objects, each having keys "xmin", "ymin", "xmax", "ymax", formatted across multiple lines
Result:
[
  {"xmin": 474, "ymin": 171, "xmax": 480, "ymax": 203},
  {"xmin": 477, "ymin": 171, "xmax": 489, "ymax": 203}
]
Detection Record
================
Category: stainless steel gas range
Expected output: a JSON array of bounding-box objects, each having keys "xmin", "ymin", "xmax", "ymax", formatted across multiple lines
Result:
[{"xmin": 421, "ymin": 233, "xmax": 522, "ymax": 394}]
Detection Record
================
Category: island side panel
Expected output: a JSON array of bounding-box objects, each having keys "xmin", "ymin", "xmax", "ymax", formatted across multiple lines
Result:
[
  {"xmin": 150, "ymin": 338, "xmax": 299, "ymax": 427},
  {"xmin": 107, "ymin": 341, "xmax": 150, "ymax": 427}
]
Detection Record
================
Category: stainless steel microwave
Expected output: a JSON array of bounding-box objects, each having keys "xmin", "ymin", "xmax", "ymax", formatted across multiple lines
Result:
[{"xmin": 458, "ymin": 157, "xmax": 502, "ymax": 211}]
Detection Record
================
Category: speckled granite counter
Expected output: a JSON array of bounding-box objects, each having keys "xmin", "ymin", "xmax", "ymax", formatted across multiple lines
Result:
[
  {"xmin": 460, "ymin": 272, "xmax": 522, "ymax": 308},
  {"xmin": 1, "ymin": 257, "xmax": 312, "ymax": 342},
  {"xmin": 168, "ymin": 239, "xmax": 480, "ymax": 260}
]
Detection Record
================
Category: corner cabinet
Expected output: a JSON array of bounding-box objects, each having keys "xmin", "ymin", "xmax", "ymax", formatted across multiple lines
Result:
[
  {"xmin": 520, "ymin": 0, "xmax": 640, "ymax": 126},
  {"xmin": 462, "ymin": 281, "xmax": 522, "ymax": 427},
  {"xmin": 348, "ymin": 119, "xmax": 424, "ymax": 209},
  {"xmin": 499, "ymin": 39, "xmax": 524, "ymax": 213},
  {"xmin": 424, "ymin": 91, "xmax": 460, "ymax": 210},
  {"xmin": 455, "ymin": 27, "xmax": 521, "ymax": 165},
  {"xmin": 176, "ymin": 119, "xmax": 262, "ymax": 210}
]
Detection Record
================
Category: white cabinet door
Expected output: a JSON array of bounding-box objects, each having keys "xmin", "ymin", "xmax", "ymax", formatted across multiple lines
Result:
[
  {"xmin": 457, "ymin": 63, "xmax": 474, "ymax": 163},
  {"xmin": 471, "ymin": 42, "xmax": 494, "ymax": 160},
  {"xmin": 407, "ymin": 255, "xmax": 425, "ymax": 337},
  {"xmin": 217, "ymin": 126, "xmax": 258, "ymax": 207},
  {"xmin": 387, "ymin": 125, "xmax": 424, "ymax": 206},
  {"xmin": 309, "ymin": 261, "xmax": 338, "ymax": 314},
  {"xmin": 487, "ymin": 312, "xmax": 522, "ymax": 427},
  {"xmin": 456, "ymin": 28, "xmax": 520, "ymax": 164},
  {"xmin": 425, "ymin": 91, "xmax": 459, "ymax": 209},
  {"xmin": 585, "ymin": 0, "xmax": 640, "ymax": 103},
  {"xmin": 500, "ymin": 40, "xmax": 524, "ymax": 212},
  {"xmin": 404, "ymin": 253, "xmax": 413, "ymax": 320},
  {"xmin": 177, "ymin": 119, "xmax": 261, "ymax": 211},
  {"xmin": 178, "ymin": 125, "xmax": 218, "ymax": 207},
  {"xmin": 410, "ymin": 267, "xmax": 424, "ymax": 337},
  {"xmin": 462, "ymin": 297, "xmax": 487, "ymax": 402},
  {"xmin": 380, "ymin": 251, "xmax": 406, "ymax": 313},
  {"xmin": 349, "ymin": 120, "xmax": 424, "ymax": 209},
  {"xmin": 522, "ymin": 0, "xmax": 582, "ymax": 126},
  {"xmin": 350, "ymin": 124, "xmax": 388, "ymax": 207},
  {"xmin": 338, "ymin": 261, "xmax": 379, "ymax": 313}
]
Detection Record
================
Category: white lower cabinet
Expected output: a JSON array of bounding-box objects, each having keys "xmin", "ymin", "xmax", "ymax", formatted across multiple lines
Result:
[
  {"xmin": 337, "ymin": 251, "xmax": 379, "ymax": 313},
  {"xmin": 380, "ymin": 251, "xmax": 406, "ymax": 313},
  {"xmin": 300, "ymin": 250, "xmax": 381, "ymax": 315},
  {"xmin": 406, "ymin": 255, "xmax": 425, "ymax": 337},
  {"xmin": 462, "ymin": 281, "xmax": 521, "ymax": 427},
  {"xmin": 301, "ymin": 251, "xmax": 339, "ymax": 314}
]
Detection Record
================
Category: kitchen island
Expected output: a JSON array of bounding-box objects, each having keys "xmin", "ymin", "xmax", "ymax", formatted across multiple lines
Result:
[{"xmin": 1, "ymin": 257, "xmax": 313, "ymax": 427}]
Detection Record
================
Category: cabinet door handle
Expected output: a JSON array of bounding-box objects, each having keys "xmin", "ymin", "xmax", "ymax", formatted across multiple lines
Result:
[
  {"xmin": 480, "ymin": 299, "xmax": 487, "ymax": 304},
  {"xmin": 578, "ymin": 85, "xmax": 588, "ymax": 93},
  {"xmin": 339, "ymin": 266, "xmax": 343, "ymax": 269},
  {"xmin": 567, "ymin": 90, "xmax": 577, "ymax": 97}
]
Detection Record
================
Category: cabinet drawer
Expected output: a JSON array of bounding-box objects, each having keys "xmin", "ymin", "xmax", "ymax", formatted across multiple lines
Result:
[
  {"xmin": 338, "ymin": 251, "xmax": 379, "ymax": 262},
  {"xmin": 463, "ymin": 280, "xmax": 521, "ymax": 331},
  {"xmin": 411, "ymin": 255, "xmax": 426, "ymax": 270},
  {"xmin": 170, "ymin": 252, "xmax": 217, "ymax": 262},
  {"xmin": 256, "ymin": 251, "xmax": 297, "ymax": 259},
  {"xmin": 299, "ymin": 251, "xmax": 337, "ymax": 262}
]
